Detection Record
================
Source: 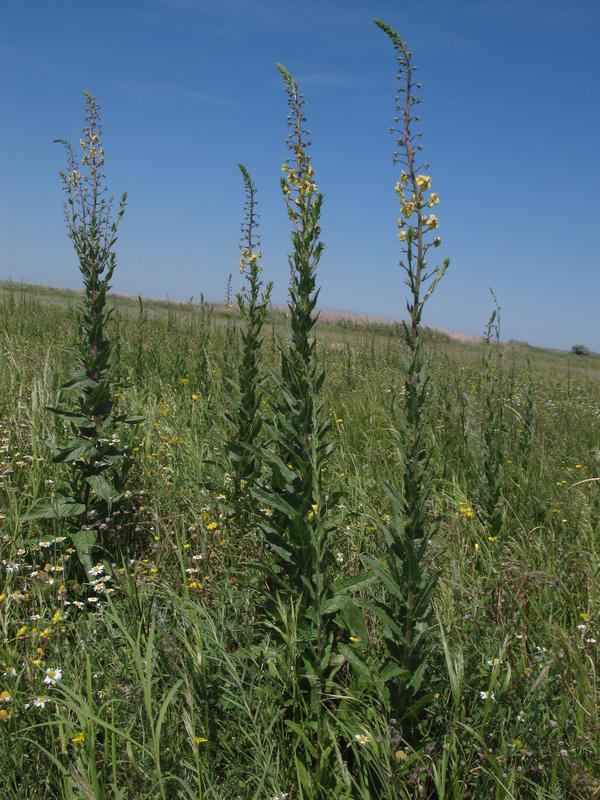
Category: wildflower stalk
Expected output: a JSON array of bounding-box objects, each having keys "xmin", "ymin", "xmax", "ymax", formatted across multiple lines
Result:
[
  {"xmin": 251, "ymin": 65, "xmax": 346, "ymax": 798},
  {"xmin": 226, "ymin": 163, "xmax": 272, "ymax": 511},
  {"xmin": 370, "ymin": 20, "xmax": 449, "ymax": 733},
  {"xmin": 480, "ymin": 292, "xmax": 505, "ymax": 537},
  {"xmin": 25, "ymin": 93, "xmax": 141, "ymax": 573}
]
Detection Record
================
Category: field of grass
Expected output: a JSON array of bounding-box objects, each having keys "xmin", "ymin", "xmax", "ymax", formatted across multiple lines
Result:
[
  {"xmin": 0, "ymin": 279, "xmax": 598, "ymax": 799},
  {"xmin": 1, "ymin": 20, "xmax": 599, "ymax": 798}
]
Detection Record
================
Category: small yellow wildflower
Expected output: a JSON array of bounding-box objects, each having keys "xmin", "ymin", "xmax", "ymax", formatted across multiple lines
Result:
[
  {"xmin": 206, "ymin": 521, "xmax": 218, "ymax": 531},
  {"xmin": 193, "ymin": 736, "xmax": 208, "ymax": 744},
  {"xmin": 580, "ymin": 612, "xmax": 590, "ymax": 621},
  {"xmin": 0, "ymin": 691, "xmax": 11, "ymax": 703},
  {"xmin": 395, "ymin": 749, "xmax": 407, "ymax": 761},
  {"xmin": 51, "ymin": 610, "xmax": 62, "ymax": 625},
  {"xmin": 349, "ymin": 636, "xmax": 361, "ymax": 644},
  {"xmin": 396, "ymin": 172, "xmax": 409, "ymax": 188},
  {"xmin": 71, "ymin": 731, "xmax": 85, "ymax": 746},
  {"xmin": 509, "ymin": 738, "xmax": 525, "ymax": 750},
  {"xmin": 458, "ymin": 505, "xmax": 474, "ymax": 519},
  {"xmin": 424, "ymin": 214, "xmax": 439, "ymax": 229},
  {"xmin": 0, "ymin": 593, "xmax": 5, "ymax": 603},
  {"xmin": 16, "ymin": 625, "xmax": 28, "ymax": 638},
  {"xmin": 428, "ymin": 192, "xmax": 440, "ymax": 207},
  {"xmin": 415, "ymin": 174, "xmax": 431, "ymax": 190},
  {"xmin": 398, "ymin": 230, "xmax": 408, "ymax": 242},
  {"xmin": 0, "ymin": 710, "xmax": 11, "ymax": 721},
  {"xmin": 474, "ymin": 542, "xmax": 480, "ymax": 552},
  {"xmin": 191, "ymin": 394, "xmax": 199, "ymax": 401}
]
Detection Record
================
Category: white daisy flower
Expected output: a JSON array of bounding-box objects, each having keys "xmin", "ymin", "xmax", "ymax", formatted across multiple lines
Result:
[{"xmin": 43, "ymin": 667, "xmax": 62, "ymax": 686}]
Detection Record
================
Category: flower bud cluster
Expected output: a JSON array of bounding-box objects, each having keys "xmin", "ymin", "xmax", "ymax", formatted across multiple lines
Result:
[
  {"xmin": 239, "ymin": 247, "xmax": 261, "ymax": 275},
  {"xmin": 80, "ymin": 127, "xmax": 105, "ymax": 167},
  {"xmin": 281, "ymin": 163, "xmax": 318, "ymax": 203},
  {"xmin": 395, "ymin": 171, "xmax": 441, "ymax": 246}
]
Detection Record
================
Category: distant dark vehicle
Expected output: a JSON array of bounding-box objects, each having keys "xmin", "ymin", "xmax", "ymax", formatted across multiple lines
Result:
[{"xmin": 571, "ymin": 344, "xmax": 590, "ymax": 356}]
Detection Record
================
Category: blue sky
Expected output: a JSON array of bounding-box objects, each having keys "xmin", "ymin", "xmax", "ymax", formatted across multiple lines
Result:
[{"xmin": 1, "ymin": 0, "xmax": 599, "ymax": 350}]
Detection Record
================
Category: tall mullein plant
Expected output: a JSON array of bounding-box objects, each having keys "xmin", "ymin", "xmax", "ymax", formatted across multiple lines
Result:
[
  {"xmin": 371, "ymin": 21, "xmax": 449, "ymax": 731},
  {"xmin": 481, "ymin": 294, "xmax": 505, "ymax": 538},
  {"xmin": 254, "ymin": 65, "xmax": 335, "ymax": 597},
  {"xmin": 227, "ymin": 163, "xmax": 272, "ymax": 511},
  {"xmin": 27, "ymin": 93, "xmax": 140, "ymax": 574},
  {"xmin": 253, "ymin": 65, "xmax": 343, "ymax": 797}
]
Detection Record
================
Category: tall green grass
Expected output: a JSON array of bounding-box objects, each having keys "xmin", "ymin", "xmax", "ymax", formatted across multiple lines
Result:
[{"xmin": 0, "ymin": 19, "xmax": 599, "ymax": 800}]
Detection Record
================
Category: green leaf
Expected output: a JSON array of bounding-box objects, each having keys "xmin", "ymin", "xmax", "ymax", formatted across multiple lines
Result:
[
  {"xmin": 61, "ymin": 373, "xmax": 99, "ymax": 390},
  {"xmin": 380, "ymin": 662, "xmax": 409, "ymax": 682},
  {"xmin": 331, "ymin": 571, "xmax": 375, "ymax": 594},
  {"xmin": 71, "ymin": 530, "xmax": 98, "ymax": 575},
  {"xmin": 113, "ymin": 414, "xmax": 145, "ymax": 425},
  {"xmin": 22, "ymin": 497, "xmax": 86, "ymax": 521},
  {"xmin": 338, "ymin": 643, "xmax": 372, "ymax": 680},
  {"xmin": 86, "ymin": 474, "xmax": 121, "ymax": 508},
  {"xmin": 52, "ymin": 440, "xmax": 99, "ymax": 463}
]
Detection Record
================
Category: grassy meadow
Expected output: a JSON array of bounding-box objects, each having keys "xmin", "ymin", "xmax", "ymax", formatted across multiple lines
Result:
[
  {"xmin": 1, "ymin": 22, "xmax": 599, "ymax": 800},
  {"xmin": 0, "ymin": 280, "xmax": 598, "ymax": 799}
]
